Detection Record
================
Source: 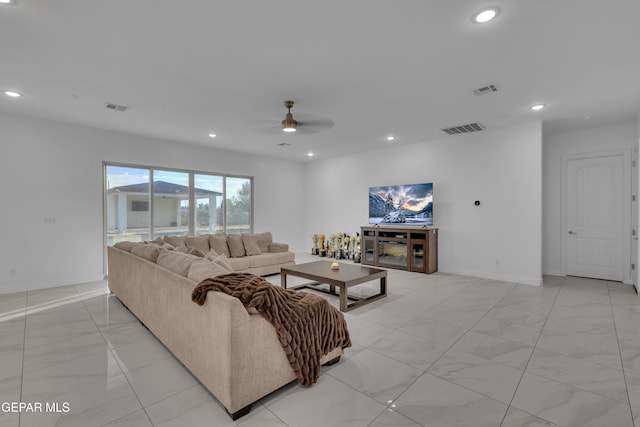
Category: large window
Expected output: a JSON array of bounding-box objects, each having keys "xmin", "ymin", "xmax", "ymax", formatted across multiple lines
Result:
[{"xmin": 104, "ymin": 163, "xmax": 252, "ymax": 246}]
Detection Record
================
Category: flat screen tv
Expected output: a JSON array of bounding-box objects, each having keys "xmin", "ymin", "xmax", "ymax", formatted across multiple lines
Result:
[{"xmin": 369, "ymin": 182, "xmax": 433, "ymax": 226}]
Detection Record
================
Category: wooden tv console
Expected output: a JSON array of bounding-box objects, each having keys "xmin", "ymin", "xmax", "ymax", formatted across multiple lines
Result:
[{"xmin": 361, "ymin": 226, "xmax": 438, "ymax": 273}]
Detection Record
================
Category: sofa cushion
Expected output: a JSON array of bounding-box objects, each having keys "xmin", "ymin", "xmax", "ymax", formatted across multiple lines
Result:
[
  {"xmin": 269, "ymin": 242, "xmax": 289, "ymax": 253},
  {"xmin": 185, "ymin": 236, "xmax": 210, "ymax": 254},
  {"xmin": 164, "ymin": 235, "xmax": 186, "ymax": 247},
  {"xmin": 242, "ymin": 234, "xmax": 262, "ymax": 256},
  {"xmin": 131, "ymin": 243, "xmax": 162, "ymax": 263},
  {"xmin": 205, "ymin": 249, "xmax": 219, "ymax": 261},
  {"xmin": 255, "ymin": 232, "xmax": 273, "ymax": 253},
  {"xmin": 228, "ymin": 256, "xmax": 250, "ymax": 271},
  {"xmin": 157, "ymin": 251, "xmax": 197, "ymax": 276},
  {"xmin": 213, "ymin": 254, "xmax": 235, "ymax": 271},
  {"xmin": 163, "ymin": 243, "xmax": 176, "ymax": 250},
  {"xmin": 174, "ymin": 243, "xmax": 189, "ymax": 253},
  {"xmin": 187, "ymin": 247, "xmax": 205, "ymax": 257},
  {"xmin": 227, "ymin": 234, "xmax": 246, "ymax": 258},
  {"xmin": 248, "ymin": 252, "xmax": 295, "ymax": 268},
  {"xmin": 113, "ymin": 241, "xmax": 135, "ymax": 252},
  {"xmin": 188, "ymin": 259, "xmax": 232, "ymax": 282},
  {"xmin": 208, "ymin": 234, "xmax": 231, "ymax": 257}
]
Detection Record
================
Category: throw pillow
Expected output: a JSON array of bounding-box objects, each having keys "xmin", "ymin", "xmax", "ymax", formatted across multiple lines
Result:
[
  {"xmin": 187, "ymin": 247, "xmax": 205, "ymax": 257},
  {"xmin": 157, "ymin": 251, "xmax": 197, "ymax": 277},
  {"xmin": 208, "ymin": 234, "xmax": 231, "ymax": 257},
  {"xmin": 205, "ymin": 249, "xmax": 219, "ymax": 261},
  {"xmin": 227, "ymin": 234, "xmax": 246, "ymax": 257},
  {"xmin": 164, "ymin": 235, "xmax": 186, "ymax": 247},
  {"xmin": 242, "ymin": 234, "xmax": 262, "ymax": 256},
  {"xmin": 213, "ymin": 254, "xmax": 234, "ymax": 272},
  {"xmin": 187, "ymin": 259, "xmax": 232, "ymax": 282},
  {"xmin": 131, "ymin": 244, "xmax": 162, "ymax": 263},
  {"xmin": 255, "ymin": 232, "xmax": 273, "ymax": 253},
  {"xmin": 185, "ymin": 236, "xmax": 210, "ymax": 254},
  {"xmin": 174, "ymin": 243, "xmax": 189, "ymax": 253},
  {"xmin": 163, "ymin": 243, "xmax": 176, "ymax": 250},
  {"xmin": 113, "ymin": 241, "xmax": 135, "ymax": 252}
]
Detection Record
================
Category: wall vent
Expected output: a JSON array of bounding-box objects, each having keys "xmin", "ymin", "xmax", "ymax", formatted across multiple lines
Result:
[
  {"xmin": 104, "ymin": 102, "xmax": 129, "ymax": 112},
  {"xmin": 278, "ymin": 142, "xmax": 292, "ymax": 147},
  {"xmin": 441, "ymin": 122, "xmax": 486, "ymax": 135},
  {"xmin": 473, "ymin": 85, "xmax": 498, "ymax": 96}
]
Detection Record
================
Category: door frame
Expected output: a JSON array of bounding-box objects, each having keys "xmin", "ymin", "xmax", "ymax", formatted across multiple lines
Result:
[{"xmin": 561, "ymin": 149, "xmax": 632, "ymax": 284}]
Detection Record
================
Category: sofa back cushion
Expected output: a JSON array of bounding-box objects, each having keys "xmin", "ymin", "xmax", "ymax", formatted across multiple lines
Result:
[
  {"xmin": 208, "ymin": 234, "xmax": 231, "ymax": 257},
  {"xmin": 164, "ymin": 235, "xmax": 186, "ymax": 247},
  {"xmin": 113, "ymin": 241, "xmax": 135, "ymax": 252},
  {"xmin": 188, "ymin": 259, "xmax": 232, "ymax": 283},
  {"xmin": 157, "ymin": 251, "xmax": 197, "ymax": 277},
  {"xmin": 255, "ymin": 232, "xmax": 273, "ymax": 253},
  {"xmin": 185, "ymin": 236, "xmax": 210, "ymax": 255},
  {"xmin": 242, "ymin": 234, "xmax": 262, "ymax": 256},
  {"xmin": 131, "ymin": 243, "xmax": 162, "ymax": 263},
  {"xmin": 227, "ymin": 234, "xmax": 246, "ymax": 258}
]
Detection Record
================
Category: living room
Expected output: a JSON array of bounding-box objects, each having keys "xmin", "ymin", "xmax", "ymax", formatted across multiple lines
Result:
[{"xmin": 2, "ymin": 1, "xmax": 640, "ymax": 426}]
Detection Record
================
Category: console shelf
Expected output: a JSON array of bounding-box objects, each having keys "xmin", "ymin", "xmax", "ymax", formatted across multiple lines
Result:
[{"xmin": 361, "ymin": 226, "xmax": 438, "ymax": 273}]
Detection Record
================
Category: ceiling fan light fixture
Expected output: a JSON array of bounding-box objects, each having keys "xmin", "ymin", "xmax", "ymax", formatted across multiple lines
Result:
[{"xmin": 281, "ymin": 100, "xmax": 297, "ymax": 132}]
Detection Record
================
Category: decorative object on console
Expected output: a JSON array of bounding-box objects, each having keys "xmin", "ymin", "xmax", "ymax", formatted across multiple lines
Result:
[
  {"xmin": 312, "ymin": 234, "xmax": 319, "ymax": 255},
  {"xmin": 329, "ymin": 233, "xmax": 336, "ymax": 258},
  {"xmin": 354, "ymin": 233, "xmax": 362, "ymax": 263},
  {"xmin": 369, "ymin": 182, "xmax": 433, "ymax": 226},
  {"xmin": 343, "ymin": 235, "xmax": 351, "ymax": 260},
  {"xmin": 319, "ymin": 234, "xmax": 326, "ymax": 257},
  {"xmin": 336, "ymin": 232, "xmax": 344, "ymax": 259}
]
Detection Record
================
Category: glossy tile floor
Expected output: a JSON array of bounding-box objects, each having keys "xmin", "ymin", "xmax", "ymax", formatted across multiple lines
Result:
[{"xmin": 2, "ymin": 257, "xmax": 640, "ymax": 426}]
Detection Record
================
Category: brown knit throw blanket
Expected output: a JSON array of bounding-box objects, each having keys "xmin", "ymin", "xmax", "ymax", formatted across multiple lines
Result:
[{"xmin": 192, "ymin": 273, "xmax": 352, "ymax": 386}]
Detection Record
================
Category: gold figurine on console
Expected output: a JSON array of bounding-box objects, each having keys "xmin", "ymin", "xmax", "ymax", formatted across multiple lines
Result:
[
  {"xmin": 319, "ymin": 234, "xmax": 326, "ymax": 257},
  {"xmin": 312, "ymin": 234, "xmax": 319, "ymax": 255}
]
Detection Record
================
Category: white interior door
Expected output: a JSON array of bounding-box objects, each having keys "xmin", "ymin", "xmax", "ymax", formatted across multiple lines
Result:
[{"xmin": 567, "ymin": 155, "xmax": 625, "ymax": 281}]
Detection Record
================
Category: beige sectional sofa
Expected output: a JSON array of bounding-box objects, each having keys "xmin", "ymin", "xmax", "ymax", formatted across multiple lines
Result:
[
  {"xmin": 107, "ymin": 234, "xmax": 343, "ymax": 420},
  {"xmin": 159, "ymin": 231, "xmax": 295, "ymax": 276}
]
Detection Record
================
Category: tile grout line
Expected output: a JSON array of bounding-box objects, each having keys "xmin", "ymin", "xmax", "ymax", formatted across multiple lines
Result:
[
  {"xmin": 607, "ymin": 282, "xmax": 637, "ymax": 427},
  {"xmin": 497, "ymin": 276, "xmax": 565, "ymax": 427}
]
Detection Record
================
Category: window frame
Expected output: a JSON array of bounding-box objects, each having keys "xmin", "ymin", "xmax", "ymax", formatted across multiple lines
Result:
[{"xmin": 103, "ymin": 161, "xmax": 254, "ymax": 273}]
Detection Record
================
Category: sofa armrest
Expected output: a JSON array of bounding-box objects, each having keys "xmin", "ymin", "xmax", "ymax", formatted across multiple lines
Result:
[{"xmin": 268, "ymin": 242, "xmax": 289, "ymax": 253}]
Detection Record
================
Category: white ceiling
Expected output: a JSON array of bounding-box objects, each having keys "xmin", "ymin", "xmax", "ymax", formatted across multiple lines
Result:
[{"xmin": 1, "ymin": 0, "xmax": 639, "ymax": 162}]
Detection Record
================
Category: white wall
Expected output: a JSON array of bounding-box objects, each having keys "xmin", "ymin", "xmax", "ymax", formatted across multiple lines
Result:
[
  {"xmin": 542, "ymin": 122, "xmax": 637, "ymax": 279},
  {"xmin": 0, "ymin": 112, "xmax": 306, "ymax": 293},
  {"xmin": 304, "ymin": 121, "xmax": 543, "ymax": 285}
]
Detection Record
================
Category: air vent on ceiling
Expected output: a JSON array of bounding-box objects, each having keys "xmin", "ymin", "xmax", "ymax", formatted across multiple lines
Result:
[
  {"xmin": 441, "ymin": 122, "xmax": 486, "ymax": 135},
  {"xmin": 278, "ymin": 142, "xmax": 292, "ymax": 147},
  {"xmin": 473, "ymin": 85, "xmax": 498, "ymax": 96},
  {"xmin": 104, "ymin": 102, "xmax": 129, "ymax": 112}
]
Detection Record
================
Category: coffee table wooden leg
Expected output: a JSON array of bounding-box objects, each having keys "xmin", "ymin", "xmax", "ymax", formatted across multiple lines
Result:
[
  {"xmin": 281, "ymin": 272, "xmax": 287, "ymax": 289},
  {"xmin": 381, "ymin": 276, "xmax": 386, "ymax": 295},
  {"xmin": 339, "ymin": 285, "xmax": 347, "ymax": 312}
]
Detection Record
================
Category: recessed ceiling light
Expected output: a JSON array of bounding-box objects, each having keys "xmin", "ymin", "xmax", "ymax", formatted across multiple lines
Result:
[
  {"xmin": 530, "ymin": 104, "xmax": 545, "ymax": 111},
  {"xmin": 472, "ymin": 7, "xmax": 500, "ymax": 23},
  {"xmin": 3, "ymin": 90, "xmax": 22, "ymax": 98},
  {"xmin": 208, "ymin": 133, "xmax": 217, "ymax": 138},
  {"xmin": 0, "ymin": 0, "xmax": 16, "ymax": 5},
  {"xmin": 386, "ymin": 136, "xmax": 395, "ymax": 141},
  {"xmin": 307, "ymin": 152, "xmax": 314, "ymax": 157}
]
